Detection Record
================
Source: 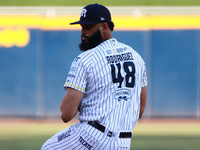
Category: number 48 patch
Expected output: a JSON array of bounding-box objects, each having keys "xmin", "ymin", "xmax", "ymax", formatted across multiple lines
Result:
[{"xmin": 110, "ymin": 62, "xmax": 135, "ymax": 88}]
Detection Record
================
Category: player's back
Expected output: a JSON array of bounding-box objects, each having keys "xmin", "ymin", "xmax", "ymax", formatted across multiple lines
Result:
[{"xmin": 74, "ymin": 38, "xmax": 146, "ymax": 132}]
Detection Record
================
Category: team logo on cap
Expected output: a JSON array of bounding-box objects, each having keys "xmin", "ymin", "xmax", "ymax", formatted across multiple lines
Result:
[
  {"xmin": 81, "ymin": 8, "xmax": 87, "ymax": 17},
  {"xmin": 101, "ymin": 17, "xmax": 105, "ymax": 21}
]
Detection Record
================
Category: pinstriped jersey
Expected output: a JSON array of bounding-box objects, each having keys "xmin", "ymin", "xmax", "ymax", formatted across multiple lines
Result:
[{"xmin": 64, "ymin": 38, "xmax": 147, "ymax": 132}]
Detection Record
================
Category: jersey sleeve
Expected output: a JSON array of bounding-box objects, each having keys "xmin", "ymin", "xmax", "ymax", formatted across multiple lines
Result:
[
  {"xmin": 141, "ymin": 61, "xmax": 148, "ymax": 87},
  {"xmin": 64, "ymin": 56, "xmax": 87, "ymax": 93}
]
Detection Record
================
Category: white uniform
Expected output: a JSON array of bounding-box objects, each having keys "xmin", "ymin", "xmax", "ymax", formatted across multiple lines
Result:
[{"xmin": 41, "ymin": 38, "xmax": 147, "ymax": 150}]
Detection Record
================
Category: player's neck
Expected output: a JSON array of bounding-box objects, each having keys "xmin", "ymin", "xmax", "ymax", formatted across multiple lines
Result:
[{"xmin": 102, "ymin": 32, "xmax": 112, "ymax": 42}]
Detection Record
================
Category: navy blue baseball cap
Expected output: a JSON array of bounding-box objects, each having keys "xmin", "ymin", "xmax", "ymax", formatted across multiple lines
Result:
[{"xmin": 70, "ymin": 4, "xmax": 112, "ymax": 25}]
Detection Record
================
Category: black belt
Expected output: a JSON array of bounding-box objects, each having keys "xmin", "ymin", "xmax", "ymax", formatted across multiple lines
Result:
[{"xmin": 88, "ymin": 121, "xmax": 132, "ymax": 138}]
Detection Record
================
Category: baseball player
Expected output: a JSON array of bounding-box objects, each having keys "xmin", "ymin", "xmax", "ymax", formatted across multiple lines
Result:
[{"xmin": 41, "ymin": 3, "xmax": 147, "ymax": 150}]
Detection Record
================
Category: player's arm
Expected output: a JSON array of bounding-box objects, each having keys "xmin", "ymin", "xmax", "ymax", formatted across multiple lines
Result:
[
  {"xmin": 139, "ymin": 86, "xmax": 147, "ymax": 119},
  {"xmin": 60, "ymin": 87, "xmax": 83, "ymax": 123}
]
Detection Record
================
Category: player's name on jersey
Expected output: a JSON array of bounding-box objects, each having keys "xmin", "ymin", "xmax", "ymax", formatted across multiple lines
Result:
[{"xmin": 106, "ymin": 52, "xmax": 133, "ymax": 64}]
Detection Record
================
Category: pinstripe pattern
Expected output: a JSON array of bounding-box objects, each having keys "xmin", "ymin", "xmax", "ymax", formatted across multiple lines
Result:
[
  {"xmin": 64, "ymin": 38, "xmax": 147, "ymax": 131},
  {"xmin": 42, "ymin": 38, "xmax": 147, "ymax": 149},
  {"xmin": 41, "ymin": 122, "xmax": 131, "ymax": 150}
]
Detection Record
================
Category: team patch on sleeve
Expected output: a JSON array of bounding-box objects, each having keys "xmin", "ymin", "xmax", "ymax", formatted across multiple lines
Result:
[
  {"xmin": 73, "ymin": 56, "xmax": 81, "ymax": 62},
  {"xmin": 67, "ymin": 74, "xmax": 76, "ymax": 78},
  {"xmin": 142, "ymin": 63, "xmax": 148, "ymax": 87}
]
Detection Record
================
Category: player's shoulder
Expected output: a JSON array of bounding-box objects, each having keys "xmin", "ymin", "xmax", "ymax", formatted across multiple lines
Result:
[
  {"xmin": 77, "ymin": 49, "xmax": 94, "ymax": 58},
  {"xmin": 71, "ymin": 49, "xmax": 95, "ymax": 68}
]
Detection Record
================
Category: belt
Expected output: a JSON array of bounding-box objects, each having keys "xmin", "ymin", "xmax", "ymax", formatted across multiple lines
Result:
[{"xmin": 88, "ymin": 121, "xmax": 132, "ymax": 138}]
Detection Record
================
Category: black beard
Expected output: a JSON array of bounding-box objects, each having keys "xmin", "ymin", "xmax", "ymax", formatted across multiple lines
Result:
[{"xmin": 79, "ymin": 30, "xmax": 102, "ymax": 51}]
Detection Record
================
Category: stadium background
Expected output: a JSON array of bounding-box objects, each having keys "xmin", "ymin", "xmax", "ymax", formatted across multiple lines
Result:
[{"xmin": 0, "ymin": 0, "xmax": 200, "ymax": 150}]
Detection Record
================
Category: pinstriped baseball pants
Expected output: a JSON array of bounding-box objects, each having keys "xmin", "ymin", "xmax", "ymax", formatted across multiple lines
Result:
[{"xmin": 41, "ymin": 122, "xmax": 131, "ymax": 150}]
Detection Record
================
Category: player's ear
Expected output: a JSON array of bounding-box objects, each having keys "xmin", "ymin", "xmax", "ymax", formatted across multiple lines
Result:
[
  {"xmin": 100, "ymin": 22, "xmax": 109, "ymax": 33},
  {"xmin": 103, "ymin": 22, "xmax": 109, "ymax": 30}
]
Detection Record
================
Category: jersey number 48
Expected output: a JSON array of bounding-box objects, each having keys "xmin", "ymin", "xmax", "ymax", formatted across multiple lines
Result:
[{"xmin": 110, "ymin": 62, "xmax": 135, "ymax": 88}]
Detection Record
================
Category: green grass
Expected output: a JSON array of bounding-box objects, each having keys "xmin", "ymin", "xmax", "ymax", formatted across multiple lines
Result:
[
  {"xmin": 1, "ymin": 135, "xmax": 200, "ymax": 150},
  {"xmin": 132, "ymin": 136, "xmax": 200, "ymax": 150},
  {"xmin": 0, "ymin": 135, "xmax": 48, "ymax": 150},
  {"xmin": 0, "ymin": 0, "xmax": 200, "ymax": 6},
  {"xmin": 0, "ymin": 119, "xmax": 200, "ymax": 150}
]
